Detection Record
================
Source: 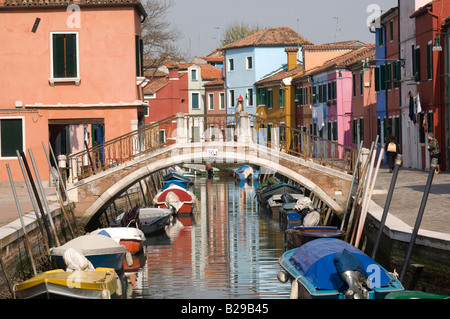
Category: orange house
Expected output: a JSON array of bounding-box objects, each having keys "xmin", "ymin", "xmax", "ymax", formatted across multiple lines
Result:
[{"xmin": 0, "ymin": 0, "xmax": 148, "ymax": 183}]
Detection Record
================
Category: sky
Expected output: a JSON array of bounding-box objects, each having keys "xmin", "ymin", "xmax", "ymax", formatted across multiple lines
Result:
[{"xmin": 164, "ymin": 0, "xmax": 398, "ymax": 59}]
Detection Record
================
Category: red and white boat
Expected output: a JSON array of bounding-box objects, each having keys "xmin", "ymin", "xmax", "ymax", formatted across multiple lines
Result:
[
  {"xmin": 91, "ymin": 227, "xmax": 145, "ymax": 255},
  {"xmin": 153, "ymin": 184, "xmax": 196, "ymax": 214}
]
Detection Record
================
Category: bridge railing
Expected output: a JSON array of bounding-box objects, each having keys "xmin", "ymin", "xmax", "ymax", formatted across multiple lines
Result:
[
  {"xmin": 67, "ymin": 115, "xmax": 177, "ymax": 183},
  {"xmin": 67, "ymin": 112, "xmax": 358, "ymax": 182},
  {"xmin": 249, "ymin": 115, "xmax": 358, "ymax": 175}
]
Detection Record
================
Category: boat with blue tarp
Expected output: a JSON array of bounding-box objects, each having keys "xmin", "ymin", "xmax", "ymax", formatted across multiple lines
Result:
[
  {"xmin": 256, "ymin": 180, "xmax": 303, "ymax": 205},
  {"xmin": 234, "ymin": 165, "xmax": 260, "ymax": 181},
  {"xmin": 278, "ymin": 238, "xmax": 403, "ymax": 299}
]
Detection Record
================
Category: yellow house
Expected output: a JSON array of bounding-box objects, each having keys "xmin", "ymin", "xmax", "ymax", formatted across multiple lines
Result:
[{"xmin": 254, "ymin": 47, "xmax": 303, "ymax": 148}]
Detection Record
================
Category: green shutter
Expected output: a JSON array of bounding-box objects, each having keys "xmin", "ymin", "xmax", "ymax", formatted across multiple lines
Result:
[
  {"xmin": 53, "ymin": 34, "xmax": 65, "ymax": 78},
  {"xmin": 393, "ymin": 61, "xmax": 399, "ymax": 88},
  {"xmin": 1, "ymin": 119, "xmax": 23, "ymax": 157},
  {"xmin": 380, "ymin": 65, "xmax": 386, "ymax": 91},
  {"xmin": 65, "ymin": 34, "xmax": 77, "ymax": 77},
  {"xmin": 386, "ymin": 64, "xmax": 391, "ymax": 90},
  {"xmin": 374, "ymin": 67, "xmax": 380, "ymax": 92}
]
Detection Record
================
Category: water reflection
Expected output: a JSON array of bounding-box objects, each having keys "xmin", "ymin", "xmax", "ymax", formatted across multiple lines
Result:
[{"xmin": 126, "ymin": 176, "xmax": 290, "ymax": 299}]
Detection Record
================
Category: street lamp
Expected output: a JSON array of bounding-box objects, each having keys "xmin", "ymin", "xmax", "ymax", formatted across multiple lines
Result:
[{"xmin": 433, "ymin": 32, "xmax": 450, "ymax": 52}]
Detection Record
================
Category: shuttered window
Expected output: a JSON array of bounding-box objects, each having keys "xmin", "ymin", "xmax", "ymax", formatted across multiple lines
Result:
[
  {"xmin": 135, "ymin": 35, "xmax": 144, "ymax": 77},
  {"xmin": 1, "ymin": 119, "xmax": 23, "ymax": 157},
  {"xmin": 53, "ymin": 33, "xmax": 77, "ymax": 78}
]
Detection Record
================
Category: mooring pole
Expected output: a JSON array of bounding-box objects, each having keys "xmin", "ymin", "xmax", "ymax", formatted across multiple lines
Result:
[
  {"xmin": 19, "ymin": 151, "xmax": 55, "ymax": 248},
  {"xmin": 16, "ymin": 151, "xmax": 50, "ymax": 253},
  {"xmin": 371, "ymin": 154, "xmax": 403, "ymax": 260},
  {"xmin": 6, "ymin": 164, "xmax": 37, "ymax": 276},
  {"xmin": 399, "ymin": 158, "xmax": 437, "ymax": 283},
  {"xmin": 28, "ymin": 149, "xmax": 61, "ymax": 247}
]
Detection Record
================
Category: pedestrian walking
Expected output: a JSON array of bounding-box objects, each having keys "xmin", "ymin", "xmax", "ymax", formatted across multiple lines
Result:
[
  {"xmin": 427, "ymin": 133, "xmax": 440, "ymax": 174},
  {"xmin": 386, "ymin": 135, "xmax": 400, "ymax": 173}
]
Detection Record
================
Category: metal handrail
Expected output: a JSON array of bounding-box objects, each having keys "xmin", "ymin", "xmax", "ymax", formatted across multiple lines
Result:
[
  {"xmin": 67, "ymin": 115, "xmax": 177, "ymax": 182},
  {"xmin": 67, "ymin": 113, "xmax": 358, "ymax": 182}
]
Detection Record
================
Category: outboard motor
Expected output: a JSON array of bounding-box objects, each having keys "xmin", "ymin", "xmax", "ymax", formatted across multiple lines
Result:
[{"xmin": 334, "ymin": 249, "xmax": 369, "ymax": 299}]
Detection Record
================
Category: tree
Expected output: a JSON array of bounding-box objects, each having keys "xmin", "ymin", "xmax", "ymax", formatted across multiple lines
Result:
[
  {"xmin": 141, "ymin": 0, "xmax": 186, "ymax": 78},
  {"xmin": 221, "ymin": 22, "xmax": 263, "ymax": 47}
]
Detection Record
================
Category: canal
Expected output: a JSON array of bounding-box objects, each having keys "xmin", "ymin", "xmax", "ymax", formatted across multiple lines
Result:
[{"xmin": 124, "ymin": 175, "xmax": 291, "ymax": 299}]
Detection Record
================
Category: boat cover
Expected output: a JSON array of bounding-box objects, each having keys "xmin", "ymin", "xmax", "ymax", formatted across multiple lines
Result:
[
  {"xmin": 289, "ymin": 238, "xmax": 391, "ymax": 291},
  {"xmin": 52, "ymin": 235, "xmax": 126, "ymax": 257},
  {"xmin": 162, "ymin": 179, "xmax": 188, "ymax": 190},
  {"xmin": 63, "ymin": 248, "xmax": 95, "ymax": 271}
]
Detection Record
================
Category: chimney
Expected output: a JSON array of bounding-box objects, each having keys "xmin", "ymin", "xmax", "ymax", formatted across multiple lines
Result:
[
  {"xmin": 168, "ymin": 65, "xmax": 179, "ymax": 80},
  {"xmin": 285, "ymin": 47, "xmax": 299, "ymax": 71}
]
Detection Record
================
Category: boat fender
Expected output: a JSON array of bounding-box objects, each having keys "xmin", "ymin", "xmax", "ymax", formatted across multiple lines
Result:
[
  {"xmin": 289, "ymin": 279, "xmax": 299, "ymax": 299},
  {"xmin": 102, "ymin": 289, "xmax": 111, "ymax": 299},
  {"xmin": 277, "ymin": 271, "xmax": 289, "ymax": 283},
  {"xmin": 125, "ymin": 252, "xmax": 133, "ymax": 267},
  {"xmin": 115, "ymin": 275, "xmax": 122, "ymax": 297}
]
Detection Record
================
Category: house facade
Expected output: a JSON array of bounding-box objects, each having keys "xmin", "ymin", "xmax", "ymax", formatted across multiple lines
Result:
[
  {"xmin": 221, "ymin": 27, "xmax": 312, "ymax": 119},
  {"xmin": 0, "ymin": 0, "xmax": 148, "ymax": 183},
  {"xmin": 411, "ymin": 1, "xmax": 450, "ymax": 171}
]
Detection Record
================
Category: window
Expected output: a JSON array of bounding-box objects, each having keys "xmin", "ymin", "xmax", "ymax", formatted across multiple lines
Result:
[
  {"xmin": 192, "ymin": 93, "xmax": 200, "ymax": 109},
  {"xmin": 374, "ymin": 66, "xmax": 380, "ymax": 92},
  {"xmin": 208, "ymin": 93, "xmax": 214, "ymax": 110},
  {"xmin": 426, "ymin": 42, "xmax": 433, "ymax": 80},
  {"xmin": 229, "ymin": 90, "xmax": 235, "ymax": 108},
  {"xmin": 389, "ymin": 20, "xmax": 394, "ymax": 42},
  {"xmin": 352, "ymin": 73, "xmax": 356, "ymax": 97},
  {"xmin": 191, "ymin": 69, "xmax": 197, "ymax": 81},
  {"xmin": 380, "ymin": 65, "xmax": 386, "ymax": 91},
  {"xmin": 228, "ymin": 58, "xmax": 234, "ymax": 71},
  {"xmin": 159, "ymin": 130, "xmax": 166, "ymax": 144},
  {"xmin": 219, "ymin": 93, "xmax": 225, "ymax": 110},
  {"xmin": 360, "ymin": 72, "xmax": 364, "ymax": 95},
  {"xmin": 378, "ymin": 28, "xmax": 383, "ymax": 46},
  {"xmin": 246, "ymin": 56, "xmax": 253, "ymax": 70},
  {"xmin": 257, "ymin": 88, "xmax": 266, "ymax": 106},
  {"xmin": 52, "ymin": 33, "xmax": 78, "ymax": 79},
  {"xmin": 386, "ymin": 63, "xmax": 392, "ymax": 90},
  {"xmin": 1, "ymin": 118, "xmax": 23, "ymax": 157},
  {"xmin": 210, "ymin": 125, "xmax": 215, "ymax": 140},
  {"xmin": 279, "ymin": 88, "xmax": 285, "ymax": 108},
  {"xmin": 247, "ymin": 88, "xmax": 253, "ymax": 107},
  {"xmin": 267, "ymin": 89, "xmax": 273, "ymax": 109},
  {"xmin": 359, "ymin": 118, "xmax": 364, "ymax": 143},
  {"xmin": 135, "ymin": 34, "xmax": 144, "ymax": 77},
  {"xmin": 393, "ymin": 61, "xmax": 400, "ymax": 88},
  {"xmin": 415, "ymin": 46, "xmax": 421, "ymax": 82}
]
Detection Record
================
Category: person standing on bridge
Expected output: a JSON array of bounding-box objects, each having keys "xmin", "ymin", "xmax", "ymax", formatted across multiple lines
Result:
[
  {"xmin": 386, "ymin": 135, "xmax": 400, "ymax": 173},
  {"xmin": 427, "ymin": 133, "xmax": 440, "ymax": 174}
]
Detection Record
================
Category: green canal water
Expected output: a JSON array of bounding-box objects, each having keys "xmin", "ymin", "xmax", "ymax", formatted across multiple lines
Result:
[{"xmin": 123, "ymin": 176, "xmax": 291, "ymax": 299}]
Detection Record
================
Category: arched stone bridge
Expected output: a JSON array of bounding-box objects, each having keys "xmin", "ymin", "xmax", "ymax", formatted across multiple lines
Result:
[{"xmin": 66, "ymin": 113, "xmax": 357, "ymax": 230}]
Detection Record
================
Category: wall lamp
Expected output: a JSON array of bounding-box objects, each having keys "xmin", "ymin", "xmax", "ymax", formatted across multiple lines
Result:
[{"xmin": 433, "ymin": 32, "xmax": 450, "ymax": 52}]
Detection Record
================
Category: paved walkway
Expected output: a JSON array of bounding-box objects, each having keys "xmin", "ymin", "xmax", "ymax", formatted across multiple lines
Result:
[
  {"xmin": 371, "ymin": 165, "xmax": 450, "ymax": 235},
  {"xmin": 1, "ymin": 165, "xmax": 449, "ymax": 236}
]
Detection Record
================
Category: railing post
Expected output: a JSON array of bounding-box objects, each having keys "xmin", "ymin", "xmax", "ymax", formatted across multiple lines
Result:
[
  {"xmin": 176, "ymin": 112, "xmax": 188, "ymax": 144},
  {"xmin": 238, "ymin": 112, "xmax": 251, "ymax": 143}
]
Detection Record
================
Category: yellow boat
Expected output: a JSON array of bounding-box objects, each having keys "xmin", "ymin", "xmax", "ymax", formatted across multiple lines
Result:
[{"xmin": 13, "ymin": 268, "xmax": 121, "ymax": 299}]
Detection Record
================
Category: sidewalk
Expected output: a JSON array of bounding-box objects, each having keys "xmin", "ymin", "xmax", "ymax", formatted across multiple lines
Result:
[
  {"xmin": 371, "ymin": 165, "xmax": 450, "ymax": 235},
  {"xmin": 0, "ymin": 184, "xmax": 57, "ymax": 227}
]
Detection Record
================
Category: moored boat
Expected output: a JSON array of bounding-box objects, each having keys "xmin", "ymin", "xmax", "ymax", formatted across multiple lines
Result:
[
  {"xmin": 13, "ymin": 267, "xmax": 120, "ymax": 299},
  {"xmin": 385, "ymin": 290, "xmax": 450, "ymax": 299},
  {"xmin": 138, "ymin": 207, "xmax": 174, "ymax": 235},
  {"xmin": 153, "ymin": 183, "xmax": 196, "ymax": 214},
  {"xmin": 277, "ymin": 238, "xmax": 403, "ymax": 299},
  {"xmin": 163, "ymin": 171, "xmax": 193, "ymax": 186},
  {"xmin": 267, "ymin": 193, "xmax": 305, "ymax": 215},
  {"xmin": 256, "ymin": 181, "xmax": 303, "ymax": 205},
  {"xmin": 285, "ymin": 226, "xmax": 346, "ymax": 249},
  {"xmin": 234, "ymin": 165, "xmax": 260, "ymax": 181},
  {"xmin": 51, "ymin": 234, "xmax": 127, "ymax": 274},
  {"xmin": 91, "ymin": 227, "xmax": 145, "ymax": 255}
]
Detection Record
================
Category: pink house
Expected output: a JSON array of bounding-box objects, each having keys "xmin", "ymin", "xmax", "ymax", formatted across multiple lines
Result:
[{"xmin": 0, "ymin": 0, "xmax": 147, "ymax": 183}]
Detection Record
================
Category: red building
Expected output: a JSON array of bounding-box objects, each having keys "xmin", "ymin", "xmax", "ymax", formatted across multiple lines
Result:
[
  {"xmin": 144, "ymin": 66, "xmax": 189, "ymax": 123},
  {"xmin": 411, "ymin": 1, "xmax": 450, "ymax": 171},
  {"xmin": 204, "ymin": 78, "xmax": 226, "ymax": 141}
]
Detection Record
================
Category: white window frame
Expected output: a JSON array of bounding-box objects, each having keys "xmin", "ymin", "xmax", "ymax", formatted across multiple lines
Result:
[
  {"xmin": 191, "ymin": 69, "xmax": 198, "ymax": 81},
  {"xmin": 208, "ymin": 93, "xmax": 214, "ymax": 110},
  {"xmin": 229, "ymin": 90, "xmax": 235, "ymax": 108},
  {"xmin": 49, "ymin": 31, "xmax": 81, "ymax": 86},
  {"xmin": 228, "ymin": 58, "xmax": 235, "ymax": 72},
  {"xmin": 246, "ymin": 88, "xmax": 253, "ymax": 107},
  {"xmin": 219, "ymin": 93, "xmax": 225, "ymax": 110},
  {"xmin": 246, "ymin": 56, "xmax": 253, "ymax": 70}
]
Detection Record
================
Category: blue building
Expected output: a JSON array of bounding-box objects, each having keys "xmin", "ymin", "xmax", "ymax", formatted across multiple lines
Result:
[{"xmin": 221, "ymin": 27, "xmax": 312, "ymax": 119}]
